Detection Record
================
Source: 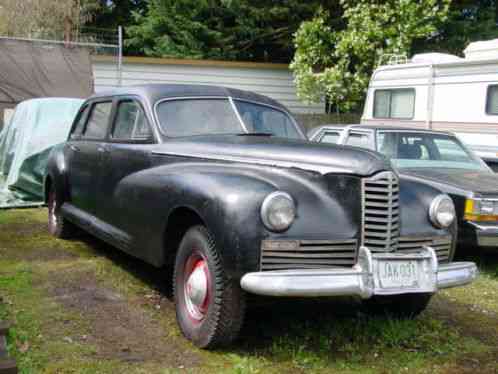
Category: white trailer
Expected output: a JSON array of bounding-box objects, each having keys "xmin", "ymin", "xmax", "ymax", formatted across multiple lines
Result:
[{"xmin": 361, "ymin": 39, "xmax": 498, "ymax": 169}]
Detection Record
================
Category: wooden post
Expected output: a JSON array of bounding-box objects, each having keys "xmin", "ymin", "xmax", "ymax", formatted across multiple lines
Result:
[{"xmin": 0, "ymin": 322, "xmax": 17, "ymax": 374}]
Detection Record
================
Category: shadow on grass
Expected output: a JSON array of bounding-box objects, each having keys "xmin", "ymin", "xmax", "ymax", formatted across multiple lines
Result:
[{"xmin": 456, "ymin": 246, "xmax": 498, "ymax": 278}]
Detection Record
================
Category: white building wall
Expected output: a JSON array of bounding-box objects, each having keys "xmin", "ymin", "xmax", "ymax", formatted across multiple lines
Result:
[{"xmin": 92, "ymin": 57, "xmax": 324, "ymax": 114}]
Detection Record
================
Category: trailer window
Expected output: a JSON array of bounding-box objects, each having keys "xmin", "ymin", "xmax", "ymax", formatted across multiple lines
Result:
[
  {"xmin": 373, "ymin": 89, "xmax": 415, "ymax": 119},
  {"xmin": 486, "ymin": 85, "xmax": 498, "ymax": 115}
]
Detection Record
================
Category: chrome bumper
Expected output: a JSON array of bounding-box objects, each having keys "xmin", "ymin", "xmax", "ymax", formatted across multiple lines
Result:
[
  {"xmin": 468, "ymin": 221, "xmax": 498, "ymax": 247},
  {"xmin": 240, "ymin": 246, "xmax": 478, "ymax": 298}
]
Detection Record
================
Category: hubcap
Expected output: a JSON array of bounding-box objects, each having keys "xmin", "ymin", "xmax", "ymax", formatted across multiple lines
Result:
[{"xmin": 184, "ymin": 257, "xmax": 210, "ymax": 321}]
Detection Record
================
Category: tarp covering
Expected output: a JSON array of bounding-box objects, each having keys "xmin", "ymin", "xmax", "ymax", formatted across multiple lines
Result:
[
  {"xmin": 0, "ymin": 38, "xmax": 93, "ymax": 130},
  {"xmin": 0, "ymin": 98, "xmax": 83, "ymax": 208}
]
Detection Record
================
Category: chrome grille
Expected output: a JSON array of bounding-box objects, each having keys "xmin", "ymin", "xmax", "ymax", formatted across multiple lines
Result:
[
  {"xmin": 260, "ymin": 239, "xmax": 358, "ymax": 271},
  {"xmin": 398, "ymin": 236, "xmax": 452, "ymax": 263},
  {"xmin": 361, "ymin": 171, "xmax": 399, "ymax": 252}
]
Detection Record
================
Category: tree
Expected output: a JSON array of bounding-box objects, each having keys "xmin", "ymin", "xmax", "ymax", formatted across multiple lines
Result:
[
  {"xmin": 0, "ymin": 0, "xmax": 99, "ymax": 40},
  {"xmin": 291, "ymin": 0, "xmax": 451, "ymax": 113},
  {"xmin": 126, "ymin": 0, "xmax": 337, "ymax": 62},
  {"xmin": 413, "ymin": 0, "xmax": 498, "ymax": 55}
]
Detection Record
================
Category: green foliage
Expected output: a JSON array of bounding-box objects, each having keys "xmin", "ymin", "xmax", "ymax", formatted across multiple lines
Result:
[
  {"xmin": 126, "ymin": 0, "xmax": 329, "ymax": 62},
  {"xmin": 291, "ymin": 0, "xmax": 451, "ymax": 112},
  {"xmin": 414, "ymin": 0, "xmax": 498, "ymax": 55}
]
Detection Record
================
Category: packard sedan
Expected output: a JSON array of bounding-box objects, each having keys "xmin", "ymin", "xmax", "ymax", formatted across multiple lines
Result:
[
  {"xmin": 310, "ymin": 125, "xmax": 498, "ymax": 250},
  {"xmin": 45, "ymin": 85, "xmax": 477, "ymax": 348}
]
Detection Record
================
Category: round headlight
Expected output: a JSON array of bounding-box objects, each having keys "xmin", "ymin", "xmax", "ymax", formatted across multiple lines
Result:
[
  {"xmin": 429, "ymin": 194, "xmax": 455, "ymax": 228},
  {"xmin": 261, "ymin": 191, "xmax": 296, "ymax": 232}
]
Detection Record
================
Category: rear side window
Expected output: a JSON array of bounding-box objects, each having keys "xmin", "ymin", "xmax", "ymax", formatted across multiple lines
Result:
[
  {"xmin": 486, "ymin": 85, "xmax": 498, "ymax": 115},
  {"xmin": 345, "ymin": 132, "xmax": 370, "ymax": 148},
  {"xmin": 84, "ymin": 101, "xmax": 112, "ymax": 139},
  {"xmin": 112, "ymin": 100, "xmax": 152, "ymax": 141},
  {"xmin": 373, "ymin": 89, "xmax": 415, "ymax": 119},
  {"xmin": 320, "ymin": 131, "xmax": 341, "ymax": 144}
]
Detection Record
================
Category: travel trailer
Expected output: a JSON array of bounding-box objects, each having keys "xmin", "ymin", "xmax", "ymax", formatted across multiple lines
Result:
[{"xmin": 361, "ymin": 39, "xmax": 498, "ymax": 170}]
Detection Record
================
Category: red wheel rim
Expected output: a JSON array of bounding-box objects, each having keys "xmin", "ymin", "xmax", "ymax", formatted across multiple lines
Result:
[{"xmin": 183, "ymin": 251, "xmax": 211, "ymax": 323}]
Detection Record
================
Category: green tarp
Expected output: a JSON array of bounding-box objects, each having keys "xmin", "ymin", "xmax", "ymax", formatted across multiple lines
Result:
[{"xmin": 0, "ymin": 98, "xmax": 83, "ymax": 208}]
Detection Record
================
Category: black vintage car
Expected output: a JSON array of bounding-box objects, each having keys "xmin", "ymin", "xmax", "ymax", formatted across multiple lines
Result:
[
  {"xmin": 45, "ymin": 85, "xmax": 477, "ymax": 348},
  {"xmin": 310, "ymin": 125, "xmax": 498, "ymax": 250}
]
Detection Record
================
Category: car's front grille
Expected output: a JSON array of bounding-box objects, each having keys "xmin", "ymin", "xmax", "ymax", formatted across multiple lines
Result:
[
  {"xmin": 260, "ymin": 239, "xmax": 358, "ymax": 271},
  {"xmin": 361, "ymin": 171, "xmax": 399, "ymax": 252},
  {"xmin": 397, "ymin": 235, "xmax": 452, "ymax": 263}
]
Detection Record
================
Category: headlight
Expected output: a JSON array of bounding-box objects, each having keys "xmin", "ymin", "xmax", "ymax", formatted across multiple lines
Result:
[
  {"xmin": 261, "ymin": 191, "xmax": 296, "ymax": 232},
  {"xmin": 429, "ymin": 194, "xmax": 455, "ymax": 228},
  {"xmin": 464, "ymin": 198, "xmax": 498, "ymax": 221}
]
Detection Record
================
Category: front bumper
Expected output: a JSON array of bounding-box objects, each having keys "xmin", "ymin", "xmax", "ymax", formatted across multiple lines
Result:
[
  {"xmin": 467, "ymin": 221, "xmax": 498, "ymax": 247},
  {"xmin": 240, "ymin": 246, "xmax": 478, "ymax": 298}
]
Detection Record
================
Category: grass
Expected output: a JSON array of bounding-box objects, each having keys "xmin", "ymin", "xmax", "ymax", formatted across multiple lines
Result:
[{"xmin": 1, "ymin": 208, "xmax": 498, "ymax": 373}]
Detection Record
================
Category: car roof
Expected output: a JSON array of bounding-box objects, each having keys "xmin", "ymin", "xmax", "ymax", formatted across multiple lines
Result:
[
  {"xmin": 312, "ymin": 124, "xmax": 453, "ymax": 136},
  {"xmin": 89, "ymin": 83, "xmax": 287, "ymax": 111}
]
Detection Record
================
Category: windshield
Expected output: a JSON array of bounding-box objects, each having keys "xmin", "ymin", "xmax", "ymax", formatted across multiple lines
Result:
[
  {"xmin": 376, "ymin": 131, "xmax": 488, "ymax": 171},
  {"xmin": 156, "ymin": 98, "xmax": 302, "ymax": 139}
]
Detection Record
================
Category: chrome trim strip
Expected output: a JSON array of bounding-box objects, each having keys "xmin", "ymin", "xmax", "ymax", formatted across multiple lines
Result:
[
  {"xmin": 151, "ymin": 150, "xmax": 352, "ymax": 175},
  {"xmin": 240, "ymin": 246, "xmax": 477, "ymax": 297},
  {"xmin": 467, "ymin": 221, "xmax": 498, "ymax": 230}
]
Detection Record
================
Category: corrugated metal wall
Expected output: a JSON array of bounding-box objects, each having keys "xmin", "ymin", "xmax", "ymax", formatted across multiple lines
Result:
[{"xmin": 92, "ymin": 57, "xmax": 324, "ymax": 114}]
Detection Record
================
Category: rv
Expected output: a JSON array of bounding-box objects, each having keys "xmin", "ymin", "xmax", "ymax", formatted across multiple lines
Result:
[{"xmin": 361, "ymin": 39, "xmax": 498, "ymax": 170}]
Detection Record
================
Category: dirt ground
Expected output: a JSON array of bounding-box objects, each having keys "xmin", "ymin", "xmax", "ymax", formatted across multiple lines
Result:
[{"xmin": 1, "ymin": 208, "xmax": 498, "ymax": 373}]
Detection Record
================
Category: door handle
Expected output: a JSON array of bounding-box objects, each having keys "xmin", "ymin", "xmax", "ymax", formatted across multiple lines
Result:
[{"xmin": 69, "ymin": 144, "xmax": 80, "ymax": 152}]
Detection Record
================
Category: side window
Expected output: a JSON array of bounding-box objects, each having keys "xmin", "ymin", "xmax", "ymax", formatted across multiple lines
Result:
[
  {"xmin": 71, "ymin": 105, "xmax": 90, "ymax": 137},
  {"xmin": 345, "ymin": 132, "xmax": 370, "ymax": 148},
  {"xmin": 486, "ymin": 85, "xmax": 498, "ymax": 115},
  {"xmin": 320, "ymin": 131, "xmax": 341, "ymax": 144},
  {"xmin": 83, "ymin": 101, "xmax": 112, "ymax": 139},
  {"xmin": 373, "ymin": 89, "xmax": 415, "ymax": 119},
  {"xmin": 112, "ymin": 100, "xmax": 152, "ymax": 141}
]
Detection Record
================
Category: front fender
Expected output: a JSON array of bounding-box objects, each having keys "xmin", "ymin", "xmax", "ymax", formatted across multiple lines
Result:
[
  {"xmin": 112, "ymin": 162, "xmax": 362, "ymax": 279},
  {"xmin": 399, "ymin": 177, "xmax": 457, "ymax": 241}
]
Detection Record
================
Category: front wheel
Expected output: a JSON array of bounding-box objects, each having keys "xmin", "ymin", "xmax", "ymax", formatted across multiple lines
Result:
[
  {"xmin": 173, "ymin": 225, "xmax": 245, "ymax": 348},
  {"xmin": 363, "ymin": 293, "xmax": 432, "ymax": 318}
]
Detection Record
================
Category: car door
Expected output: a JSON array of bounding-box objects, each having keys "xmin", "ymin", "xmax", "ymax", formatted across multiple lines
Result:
[
  {"xmin": 96, "ymin": 97, "xmax": 156, "ymax": 243},
  {"xmin": 66, "ymin": 100, "xmax": 113, "ymax": 220}
]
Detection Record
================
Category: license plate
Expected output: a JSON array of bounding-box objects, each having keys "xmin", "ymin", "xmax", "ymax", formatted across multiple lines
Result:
[{"xmin": 378, "ymin": 260, "xmax": 420, "ymax": 289}]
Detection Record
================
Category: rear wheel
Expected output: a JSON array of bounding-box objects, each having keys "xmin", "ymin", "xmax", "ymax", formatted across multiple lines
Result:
[
  {"xmin": 363, "ymin": 293, "xmax": 432, "ymax": 318},
  {"xmin": 173, "ymin": 225, "xmax": 245, "ymax": 348},
  {"xmin": 47, "ymin": 186, "xmax": 76, "ymax": 239}
]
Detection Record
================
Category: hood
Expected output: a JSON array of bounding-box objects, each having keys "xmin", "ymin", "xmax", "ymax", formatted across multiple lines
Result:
[
  {"xmin": 152, "ymin": 135, "xmax": 390, "ymax": 176},
  {"xmin": 400, "ymin": 168, "xmax": 498, "ymax": 197}
]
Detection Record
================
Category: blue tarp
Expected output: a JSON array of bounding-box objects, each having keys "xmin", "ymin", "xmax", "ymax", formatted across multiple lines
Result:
[{"xmin": 0, "ymin": 98, "xmax": 83, "ymax": 208}]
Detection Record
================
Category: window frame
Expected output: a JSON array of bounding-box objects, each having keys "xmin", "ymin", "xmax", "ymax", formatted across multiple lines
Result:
[
  {"xmin": 69, "ymin": 104, "xmax": 90, "ymax": 140},
  {"xmin": 80, "ymin": 99, "xmax": 114, "ymax": 141},
  {"xmin": 485, "ymin": 84, "xmax": 498, "ymax": 115},
  {"xmin": 110, "ymin": 97, "xmax": 156, "ymax": 144},
  {"xmin": 373, "ymin": 88, "xmax": 416, "ymax": 120},
  {"xmin": 153, "ymin": 96, "xmax": 306, "ymax": 139}
]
